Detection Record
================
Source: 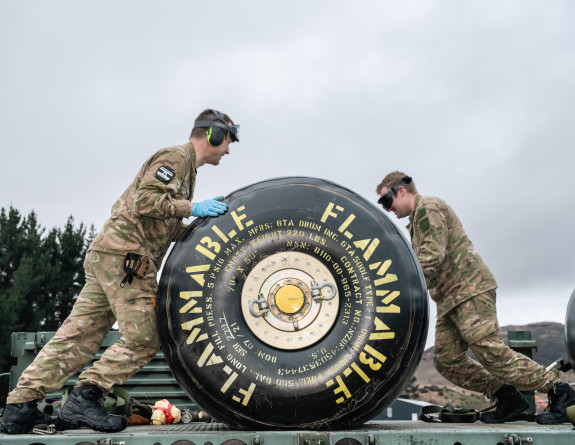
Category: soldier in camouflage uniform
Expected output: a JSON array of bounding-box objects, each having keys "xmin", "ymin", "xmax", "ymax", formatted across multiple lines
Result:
[
  {"xmin": 375, "ymin": 171, "xmax": 575, "ymax": 424},
  {"xmin": 1, "ymin": 109, "xmax": 239, "ymax": 434}
]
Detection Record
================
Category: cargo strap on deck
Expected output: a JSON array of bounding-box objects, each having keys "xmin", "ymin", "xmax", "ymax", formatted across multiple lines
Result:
[{"xmin": 419, "ymin": 403, "xmax": 480, "ymax": 423}]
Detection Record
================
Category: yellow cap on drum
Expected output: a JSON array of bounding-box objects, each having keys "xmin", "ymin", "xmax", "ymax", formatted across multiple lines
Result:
[{"xmin": 275, "ymin": 285, "xmax": 305, "ymax": 314}]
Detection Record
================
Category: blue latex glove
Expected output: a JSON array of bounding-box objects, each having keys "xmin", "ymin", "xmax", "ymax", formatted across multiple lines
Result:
[{"xmin": 192, "ymin": 196, "xmax": 227, "ymax": 217}]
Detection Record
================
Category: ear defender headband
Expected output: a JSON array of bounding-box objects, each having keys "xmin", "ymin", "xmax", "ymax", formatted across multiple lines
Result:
[
  {"xmin": 378, "ymin": 176, "xmax": 413, "ymax": 210},
  {"xmin": 193, "ymin": 109, "xmax": 240, "ymax": 147}
]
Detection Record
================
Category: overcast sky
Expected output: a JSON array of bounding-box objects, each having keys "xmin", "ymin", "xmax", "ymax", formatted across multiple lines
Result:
[{"xmin": 1, "ymin": 1, "xmax": 574, "ymax": 350}]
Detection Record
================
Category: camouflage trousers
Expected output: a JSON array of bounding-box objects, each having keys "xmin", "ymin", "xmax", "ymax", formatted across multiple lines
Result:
[
  {"xmin": 434, "ymin": 290, "xmax": 559, "ymax": 398},
  {"xmin": 7, "ymin": 250, "xmax": 160, "ymax": 404}
]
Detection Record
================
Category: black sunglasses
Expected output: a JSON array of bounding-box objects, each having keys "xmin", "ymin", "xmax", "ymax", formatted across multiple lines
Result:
[
  {"xmin": 378, "ymin": 176, "xmax": 412, "ymax": 210},
  {"xmin": 228, "ymin": 123, "xmax": 240, "ymax": 142}
]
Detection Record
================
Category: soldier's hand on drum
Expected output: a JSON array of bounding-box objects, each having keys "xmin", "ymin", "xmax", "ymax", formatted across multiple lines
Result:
[{"xmin": 192, "ymin": 196, "xmax": 227, "ymax": 217}]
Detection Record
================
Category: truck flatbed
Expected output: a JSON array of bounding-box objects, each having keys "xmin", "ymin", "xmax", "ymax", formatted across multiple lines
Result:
[{"xmin": 1, "ymin": 419, "xmax": 574, "ymax": 445}]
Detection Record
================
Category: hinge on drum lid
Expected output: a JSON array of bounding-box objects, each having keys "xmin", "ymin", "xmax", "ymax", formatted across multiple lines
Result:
[{"xmin": 297, "ymin": 432, "xmax": 331, "ymax": 445}]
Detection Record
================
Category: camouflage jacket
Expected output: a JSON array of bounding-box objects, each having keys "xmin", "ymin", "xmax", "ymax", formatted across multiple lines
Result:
[
  {"xmin": 89, "ymin": 141, "xmax": 197, "ymax": 266},
  {"xmin": 407, "ymin": 194, "xmax": 497, "ymax": 318}
]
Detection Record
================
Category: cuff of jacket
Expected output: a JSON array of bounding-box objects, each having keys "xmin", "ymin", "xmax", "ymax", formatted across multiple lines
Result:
[{"xmin": 174, "ymin": 200, "xmax": 193, "ymax": 218}]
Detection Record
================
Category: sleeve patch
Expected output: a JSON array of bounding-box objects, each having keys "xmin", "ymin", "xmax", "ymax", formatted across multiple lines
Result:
[
  {"xmin": 419, "ymin": 216, "xmax": 430, "ymax": 233},
  {"xmin": 155, "ymin": 166, "xmax": 175, "ymax": 184},
  {"xmin": 417, "ymin": 207, "xmax": 427, "ymax": 220}
]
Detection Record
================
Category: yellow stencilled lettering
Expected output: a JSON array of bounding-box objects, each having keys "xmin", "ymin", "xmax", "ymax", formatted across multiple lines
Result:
[
  {"xmin": 360, "ymin": 344, "xmax": 387, "ymax": 371},
  {"xmin": 185, "ymin": 264, "xmax": 211, "ymax": 286},
  {"xmin": 227, "ymin": 353, "xmax": 247, "ymax": 372},
  {"xmin": 370, "ymin": 260, "xmax": 398, "ymax": 286},
  {"xmin": 364, "ymin": 285, "xmax": 374, "ymax": 307},
  {"xmin": 299, "ymin": 375, "xmax": 318, "ymax": 386},
  {"xmin": 323, "ymin": 228, "xmax": 339, "ymax": 240},
  {"xmin": 247, "ymin": 222, "xmax": 273, "ymax": 236},
  {"xmin": 181, "ymin": 317, "xmax": 208, "ymax": 344},
  {"xmin": 309, "ymin": 347, "xmax": 337, "ymax": 367},
  {"xmin": 299, "ymin": 220, "xmax": 322, "ymax": 231},
  {"xmin": 351, "ymin": 328, "xmax": 369, "ymax": 352},
  {"xmin": 243, "ymin": 251, "xmax": 257, "ymax": 266},
  {"xmin": 332, "ymin": 262, "xmax": 343, "ymax": 275},
  {"xmin": 195, "ymin": 236, "xmax": 221, "ymax": 261},
  {"xmin": 221, "ymin": 320, "xmax": 241, "ymax": 341},
  {"xmin": 211, "ymin": 257, "xmax": 224, "ymax": 275},
  {"xmin": 369, "ymin": 317, "xmax": 396, "ymax": 340},
  {"xmin": 286, "ymin": 229, "xmax": 305, "ymax": 237},
  {"xmin": 327, "ymin": 362, "xmax": 372, "ymax": 401},
  {"xmin": 313, "ymin": 246, "xmax": 332, "ymax": 262},
  {"xmin": 234, "ymin": 382, "xmax": 256, "ymax": 406},
  {"xmin": 223, "ymin": 237, "xmax": 243, "ymax": 256},
  {"xmin": 212, "ymin": 331, "xmax": 224, "ymax": 349},
  {"xmin": 376, "ymin": 290, "xmax": 400, "ymax": 313},
  {"xmin": 275, "ymin": 378, "xmax": 295, "ymax": 386},
  {"xmin": 341, "ymin": 277, "xmax": 350, "ymax": 306},
  {"xmin": 211, "ymin": 224, "xmax": 230, "ymax": 243},
  {"xmin": 256, "ymin": 350, "xmax": 278, "ymax": 363},
  {"xmin": 353, "ymin": 238, "xmax": 380, "ymax": 261},
  {"xmin": 338, "ymin": 214, "xmax": 356, "ymax": 239},
  {"xmin": 220, "ymin": 366, "xmax": 256, "ymax": 406},
  {"xmin": 326, "ymin": 375, "xmax": 351, "ymax": 404},
  {"xmin": 322, "ymin": 356, "xmax": 350, "ymax": 377},
  {"xmin": 280, "ymin": 364, "xmax": 311, "ymax": 375},
  {"xmin": 254, "ymin": 372, "xmax": 272, "ymax": 384},
  {"xmin": 197, "ymin": 342, "xmax": 223, "ymax": 367},
  {"xmin": 320, "ymin": 202, "xmax": 341, "ymax": 223},
  {"xmin": 351, "ymin": 362, "xmax": 371, "ymax": 383},
  {"xmin": 320, "ymin": 202, "xmax": 356, "ymax": 237},
  {"xmin": 233, "ymin": 342, "xmax": 247, "ymax": 357},
  {"xmin": 179, "ymin": 291, "xmax": 203, "ymax": 314},
  {"xmin": 340, "ymin": 241, "xmax": 355, "ymax": 256},
  {"xmin": 287, "ymin": 240, "xmax": 309, "ymax": 249},
  {"xmin": 231, "ymin": 205, "xmax": 254, "ymax": 231},
  {"xmin": 338, "ymin": 326, "xmax": 356, "ymax": 348},
  {"xmin": 221, "ymin": 365, "xmax": 237, "ymax": 393},
  {"xmin": 308, "ymin": 233, "xmax": 326, "ymax": 245}
]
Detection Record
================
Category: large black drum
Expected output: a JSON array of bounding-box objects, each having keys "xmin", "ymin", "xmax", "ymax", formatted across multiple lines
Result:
[{"xmin": 157, "ymin": 177, "xmax": 428, "ymax": 429}]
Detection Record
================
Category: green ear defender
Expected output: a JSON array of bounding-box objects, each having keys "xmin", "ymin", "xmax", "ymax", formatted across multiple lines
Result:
[{"xmin": 206, "ymin": 124, "xmax": 227, "ymax": 147}]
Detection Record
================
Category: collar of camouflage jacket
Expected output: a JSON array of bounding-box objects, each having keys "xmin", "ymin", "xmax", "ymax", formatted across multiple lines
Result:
[
  {"xmin": 407, "ymin": 193, "xmax": 423, "ymax": 235},
  {"xmin": 185, "ymin": 141, "xmax": 198, "ymax": 172}
]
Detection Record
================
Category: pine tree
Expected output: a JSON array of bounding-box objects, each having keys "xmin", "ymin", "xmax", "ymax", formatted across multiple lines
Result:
[
  {"xmin": 42, "ymin": 217, "xmax": 90, "ymax": 330},
  {"xmin": 0, "ymin": 207, "xmax": 92, "ymax": 372},
  {"xmin": 0, "ymin": 208, "xmax": 44, "ymax": 370}
]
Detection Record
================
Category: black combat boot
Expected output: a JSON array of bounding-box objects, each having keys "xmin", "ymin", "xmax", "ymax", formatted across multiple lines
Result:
[
  {"xmin": 536, "ymin": 383, "xmax": 575, "ymax": 424},
  {"xmin": 0, "ymin": 400, "xmax": 55, "ymax": 434},
  {"xmin": 480, "ymin": 384, "xmax": 529, "ymax": 423},
  {"xmin": 58, "ymin": 385, "xmax": 127, "ymax": 432}
]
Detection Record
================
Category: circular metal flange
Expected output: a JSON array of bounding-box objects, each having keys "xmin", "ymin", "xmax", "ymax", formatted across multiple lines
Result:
[{"xmin": 241, "ymin": 251, "xmax": 339, "ymax": 350}]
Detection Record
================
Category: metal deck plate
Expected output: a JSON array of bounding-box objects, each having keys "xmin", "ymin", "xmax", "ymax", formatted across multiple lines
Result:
[{"xmin": 1, "ymin": 420, "xmax": 574, "ymax": 445}]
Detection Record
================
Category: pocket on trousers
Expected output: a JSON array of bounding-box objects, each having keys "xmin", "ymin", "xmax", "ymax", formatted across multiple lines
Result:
[{"xmin": 453, "ymin": 292, "xmax": 499, "ymax": 345}]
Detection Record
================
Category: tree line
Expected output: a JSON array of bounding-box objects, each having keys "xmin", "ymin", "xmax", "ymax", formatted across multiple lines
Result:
[{"xmin": 0, "ymin": 206, "xmax": 95, "ymax": 373}]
